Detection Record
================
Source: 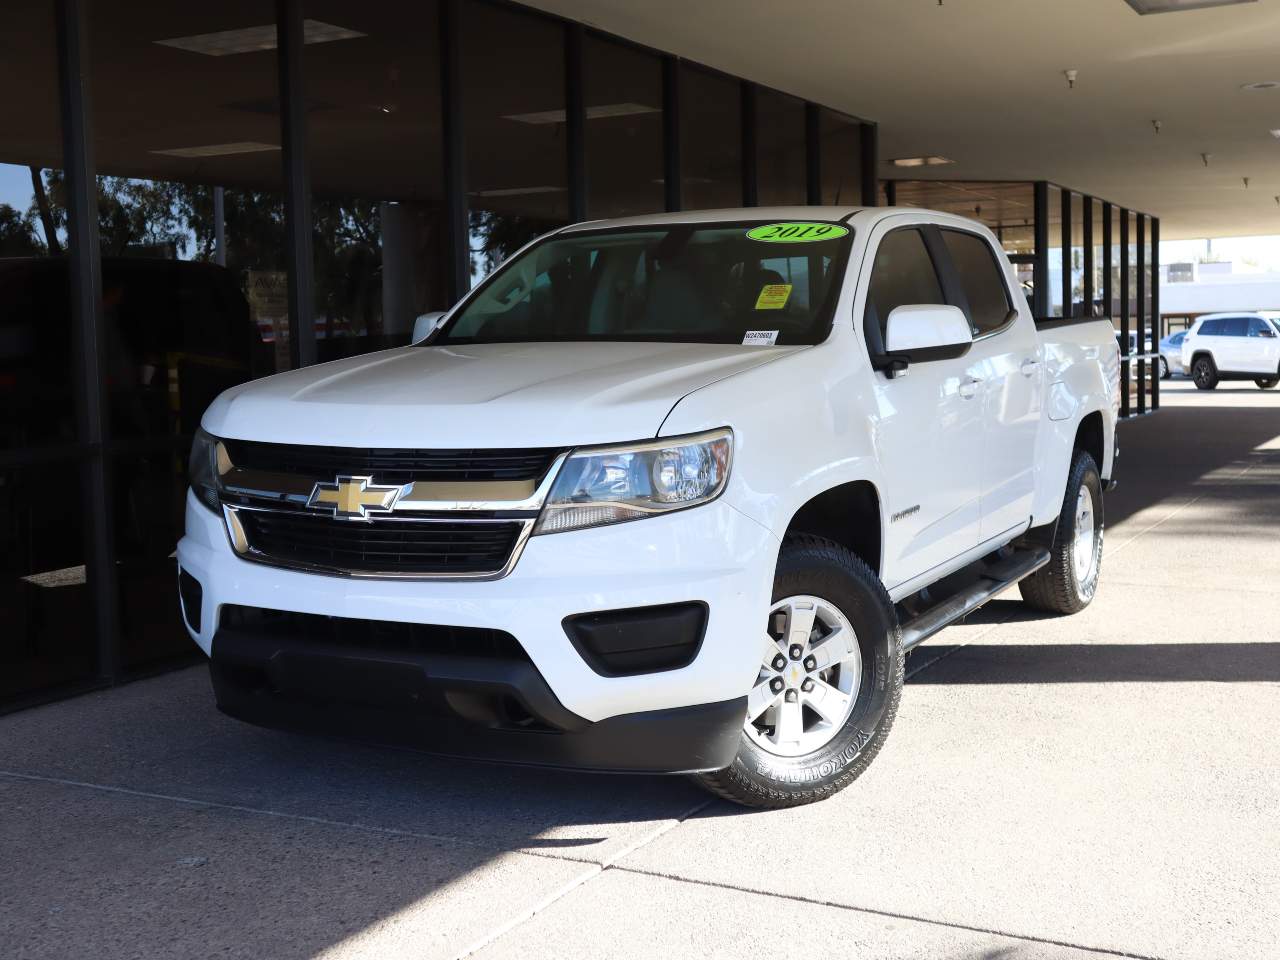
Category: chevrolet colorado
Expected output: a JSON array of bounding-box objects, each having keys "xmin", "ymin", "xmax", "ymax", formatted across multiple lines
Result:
[{"xmin": 177, "ymin": 206, "xmax": 1120, "ymax": 808}]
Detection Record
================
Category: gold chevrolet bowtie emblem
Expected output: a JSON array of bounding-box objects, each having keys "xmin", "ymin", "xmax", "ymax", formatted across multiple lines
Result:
[{"xmin": 307, "ymin": 476, "xmax": 402, "ymax": 520}]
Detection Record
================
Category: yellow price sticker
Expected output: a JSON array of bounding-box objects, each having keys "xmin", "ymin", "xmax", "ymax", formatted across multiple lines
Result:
[{"xmin": 755, "ymin": 283, "xmax": 793, "ymax": 310}]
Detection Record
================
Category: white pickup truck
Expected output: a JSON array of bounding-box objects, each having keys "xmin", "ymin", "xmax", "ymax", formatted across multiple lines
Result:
[{"xmin": 178, "ymin": 207, "xmax": 1119, "ymax": 808}]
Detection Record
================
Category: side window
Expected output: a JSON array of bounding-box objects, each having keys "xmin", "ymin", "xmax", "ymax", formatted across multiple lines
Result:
[
  {"xmin": 1199, "ymin": 318, "xmax": 1220, "ymax": 336},
  {"xmin": 864, "ymin": 228, "xmax": 944, "ymax": 341},
  {"xmin": 1223, "ymin": 317, "xmax": 1248, "ymax": 338},
  {"xmin": 1247, "ymin": 317, "xmax": 1273, "ymax": 337},
  {"xmin": 940, "ymin": 229, "xmax": 1012, "ymax": 336}
]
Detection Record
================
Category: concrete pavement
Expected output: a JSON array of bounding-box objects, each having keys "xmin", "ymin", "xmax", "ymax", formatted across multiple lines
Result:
[{"xmin": 2, "ymin": 379, "xmax": 1278, "ymax": 959}]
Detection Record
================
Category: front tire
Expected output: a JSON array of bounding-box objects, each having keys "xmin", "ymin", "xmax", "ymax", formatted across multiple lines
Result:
[
  {"xmin": 1256, "ymin": 378, "xmax": 1278, "ymax": 390},
  {"xmin": 1192, "ymin": 356, "xmax": 1218, "ymax": 390},
  {"xmin": 1159, "ymin": 357, "xmax": 1170, "ymax": 380},
  {"xmin": 696, "ymin": 535, "xmax": 902, "ymax": 809},
  {"xmin": 1019, "ymin": 450, "xmax": 1103, "ymax": 615}
]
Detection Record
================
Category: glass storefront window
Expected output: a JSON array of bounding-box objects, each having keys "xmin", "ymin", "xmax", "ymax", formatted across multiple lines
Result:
[
  {"xmin": 0, "ymin": 1, "xmax": 73, "ymax": 453},
  {"xmin": 1070, "ymin": 191, "xmax": 1085, "ymax": 317},
  {"xmin": 1046, "ymin": 184, "xmax": 1063, "ymax": 317},
  {"xmin": 584, "ymin": 35, "xmax": 664, "ymax": 220},
  {"xmin": 91, "ymin": 1, "xmax": 293, "ymax": 670},
  {"xmin": 679, "ymin": 65, "xmax": 742, "ymax": 210},
  {"xmin": 757, "ymin": 89, "xmax": 807, "ymax": 207},
  {"xmin": 1092, "ymin": 198, "xmax": 1104, "ymax": 317},
  {"xmin": 0, "ymin": 2, "xmax": 99, "ymax": 700},
  {"xmin": 305, "ymin": 1, "xmax": 447, "ymax": 361},
  {"xmin": 819, "ymin": 109, "xmax": 862, "ymax": 205},
  {"xmin": 463, "ymin": 1, "xmax": 568, "ymax": 286}
]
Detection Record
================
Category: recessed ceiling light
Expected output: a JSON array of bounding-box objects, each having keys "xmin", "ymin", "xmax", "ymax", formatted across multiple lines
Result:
[
  {"xmin": 504, "ymin": 103, "xmax": 660, "ymax": 125},
  {"xmin": 889, "ymin": 156, "xmax": 954, "ymax": 168},
  {"xmin": 1124, "ymin": 0, "xmax": 1255, "ymax": 13},
  {"xmin": 1240, "ymin": 81, "xmax": 1280, "ymax": 91},
  {"xmin": 154, "ymin": 20, "xmax": 364, "ymax": 56},
  {"xmin": 150, "ymin": 141, "xmax": 280, "ymax": 158}
]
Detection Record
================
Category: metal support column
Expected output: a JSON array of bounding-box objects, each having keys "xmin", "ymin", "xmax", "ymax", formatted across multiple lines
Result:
[
  {"xmin": 662, "ymin": 57, "xmax": 681, "ymax": 212},
  {"xmin": 439, "ymin": 0, "xmax": 468, "ymax": 302},
  {"xmin": 564, "ymin": 23, "xmax": 586, "ymax": 223},
  {"xmin": 276, "ymin": 0, "xmax": 316, "ymax": 368},
  {"xmin": 1137, "ymin": 214, "xmax": 1147, "ymax": 415},
  {"xmin": 1061, "ymin": 188, "xmax": 1072, "ymax": 317},
  {"xmin": 860, "ymin": 122, "xmax": 878, "ymax": 207},
  {"xmin": 55, "ymin": 0, "xmax": 119, "ymax": 683},
  {"xmin": 1151, "ymin": 217, "xmax": 1160, "ymax": 411},
  {"xmin": 805, "ymin": 103, "xmax": 821, "ymax": 205},
  {"xmin": 1082, "ymin": 197, "xmax": 1093, "ymax": 315},
  {"xmin": 740, "ymin": 82, "xmax": 757, "ymax": 208},
  {"xmin": 1120, "ymin": 210, "xmax": 1131, "ymax": 419},
  {"xmin": 1032, "ymin": 182, "xmax": 1049, "ymax": 318}
]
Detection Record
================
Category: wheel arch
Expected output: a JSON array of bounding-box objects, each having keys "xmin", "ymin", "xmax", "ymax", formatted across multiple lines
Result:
[
  {"xmin": 782, "ymin": 479, "xmax": 883, "ymax": 577},
  {"xmin": 1189, "ymin": 349, "xmax": 1215, "ymax": 370},
  {"xmin": 1075, "ymin": 409, "xmax": 1106, "ymax": 476}
]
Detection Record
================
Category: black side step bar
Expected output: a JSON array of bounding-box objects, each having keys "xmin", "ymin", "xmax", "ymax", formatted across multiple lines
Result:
[{"xmin": 899, "ymin": 547, "xmax": 1051, "ymax": 651}]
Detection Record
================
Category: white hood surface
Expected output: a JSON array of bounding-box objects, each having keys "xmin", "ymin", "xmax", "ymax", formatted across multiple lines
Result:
[{"xmin": 202, "ymin": 341, "xmax": 803, "ymax": 448}]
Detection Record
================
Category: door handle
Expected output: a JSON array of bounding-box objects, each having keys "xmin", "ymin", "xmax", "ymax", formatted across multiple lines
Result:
[
  {"xmin": 1020, "ymin": 358, "xmax": 1040, "ymax": 377},
  {"xmin": 958, "ymin": 376, "xmax": 983, "ymax": 399}
]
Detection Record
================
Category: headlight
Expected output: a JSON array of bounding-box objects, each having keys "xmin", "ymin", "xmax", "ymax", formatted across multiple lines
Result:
[
  {"xmin": 534, "ymin": 429, "xmax": 733, "ymax": 535},
  {"xmin": 188, "ymin": 427, "xmax": 228, "ymax": 514}
]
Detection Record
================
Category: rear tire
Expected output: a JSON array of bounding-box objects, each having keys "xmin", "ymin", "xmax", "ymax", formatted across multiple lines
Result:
[
  {"xmin": 1019, "ymin": 450, "xmax": 1103, "ymax": 615},
  {"xmin": 1159, "ymin": 356, "xmax": 1170, "ymax": 380},
  {"xmin": 1192, "ymin": 356, "xmax": 1218, "ymax": 390},
  {"xmin": 695, "ymin": 535, "xmax": 902, "ymax": 809},
  {"xmin": 1256, "ymin": 378, "xmax": 1278, "ymax": 390}
]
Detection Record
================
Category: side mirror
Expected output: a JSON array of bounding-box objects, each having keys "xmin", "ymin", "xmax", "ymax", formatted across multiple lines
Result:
[
  {"xmin": 883, "ymin": 305, "xmax": 973, "ymax": 369},
  {"xmin": 411, "ymin": 311, "xmax": 448, "ymax": 345}
]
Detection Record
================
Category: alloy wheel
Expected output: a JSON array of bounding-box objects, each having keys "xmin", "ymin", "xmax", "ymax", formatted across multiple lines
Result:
[{"xmin": 745, "ymin": 595, "xmax": 861, "ymax": 758}]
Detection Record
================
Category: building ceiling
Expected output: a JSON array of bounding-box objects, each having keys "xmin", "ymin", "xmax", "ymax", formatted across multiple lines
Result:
[{"xmin": 524, "ymin": 0, "xmax": 1280, "ymax": 240}]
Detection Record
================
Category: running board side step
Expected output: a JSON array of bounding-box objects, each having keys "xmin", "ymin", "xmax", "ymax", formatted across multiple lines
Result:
[{"xmin": 899, "ymin": 547, "xmax": 1051, "ymax": 651}]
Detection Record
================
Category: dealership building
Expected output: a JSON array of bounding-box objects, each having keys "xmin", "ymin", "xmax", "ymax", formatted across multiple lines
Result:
[{"xmin": 8, "ymin": 0, "xmax": 1278, "ymax": 709}]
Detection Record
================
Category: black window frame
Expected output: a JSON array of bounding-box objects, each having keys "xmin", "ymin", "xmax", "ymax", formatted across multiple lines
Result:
[
  {"xmin": 937, "ymin": 226, "xmax": 1017, "ymax": 339},
  {"xmin": 860, "ymin": 223, "xmax": 950, "ymax": 369}
]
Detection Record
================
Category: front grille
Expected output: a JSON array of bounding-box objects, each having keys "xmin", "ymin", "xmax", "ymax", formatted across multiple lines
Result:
[
  {"xmin": 237, "ymin": 510, "xmax": 525, "ymax": 576},
  {"xmin": 219, "ymin": 605, "xmax": 530, "ymax": 661},
  {"xmin": 223, "ymin": 439, "xmax": 562, "ymax": 484}
]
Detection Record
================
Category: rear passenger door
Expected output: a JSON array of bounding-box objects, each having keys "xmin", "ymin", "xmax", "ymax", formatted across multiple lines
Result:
[
  {"xmin": 1245, "ymin": 317, "xmax": 1280, "ymax": 374},
  {"xmin": 1219, "ymin": 316, "xmax": 1249, "ymax": 372},
  {"xmin": 938, "ymin": 228, "xmax": 1042, "ymax": 542},
  {"xmin": 860, "ymin": 221, "xmax": 985, "ymax": 590}
]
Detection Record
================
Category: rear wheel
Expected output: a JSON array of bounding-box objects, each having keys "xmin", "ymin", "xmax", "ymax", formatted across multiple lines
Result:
[
  {"xmin": 1019, "ymin": 450, "xmax": 1103, "ymax": 615},
  {"xmin": 1192, "ymin": 356, "xmax": 1218, "ymax": 390},
  {"xmin": 1256, "ymin": 378, "xmax": 1278, "ymax": 390},
  {"xmin": 1159, "ymin": 356, "xmax": 1170, "ymax": 380},
  {"xmin": 696, "ymin": 535, "xmax": 902, "ymax": 809}
]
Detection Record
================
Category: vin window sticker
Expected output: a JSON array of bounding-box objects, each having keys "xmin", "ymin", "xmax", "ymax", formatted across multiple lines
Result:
[
  {"xmin": 742, "ymin": 330, "xmax": 780, "ymax": 346},
  {"xmin": 746, "ymin": 222, "xmax": 849, "ymax": 243},
  {"xmin": 754, "ymin": 283, "xmax": 793, "ymax": 310}
]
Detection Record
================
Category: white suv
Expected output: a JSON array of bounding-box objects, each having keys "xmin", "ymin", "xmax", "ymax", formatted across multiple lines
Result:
[{"xmin": 1181, "ymin": 313, "xmax": 1280, "ymax": 390}]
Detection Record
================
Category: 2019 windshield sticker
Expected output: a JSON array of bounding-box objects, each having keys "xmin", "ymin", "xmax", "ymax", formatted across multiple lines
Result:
[{"xmin": 746, "ymin": 222, "xmax": 849, "ymax": 243}]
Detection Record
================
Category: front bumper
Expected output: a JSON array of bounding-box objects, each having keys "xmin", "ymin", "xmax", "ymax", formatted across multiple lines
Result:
[{"xmin": 177, "ymin": 490, "xmax": 778, "ymax": 771}]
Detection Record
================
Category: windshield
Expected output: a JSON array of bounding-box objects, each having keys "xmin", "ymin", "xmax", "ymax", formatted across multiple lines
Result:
[{"xmin": 433, "ymin": 220, "xmax": 853, "ymax": 347}]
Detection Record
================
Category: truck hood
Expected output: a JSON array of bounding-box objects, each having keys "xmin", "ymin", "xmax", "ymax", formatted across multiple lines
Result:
[{"xmin": 202, "ymin": 341, "xmax": 804, "ymax": 448}]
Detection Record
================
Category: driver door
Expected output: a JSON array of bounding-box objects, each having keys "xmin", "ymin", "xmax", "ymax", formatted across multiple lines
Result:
[{"xmin": 861, "ymin": 222, "xmax": 985, "ymax": 592}]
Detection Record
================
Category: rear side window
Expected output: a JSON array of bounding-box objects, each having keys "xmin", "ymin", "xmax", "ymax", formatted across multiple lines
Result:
[
  {"xmin": 864, "ymin": 228, "xmax": 944, "ymax": 340},
  {"xmin": 1223, "ymin": 317, "xmax": 1248, "ymax": 337},
  {"xmin": 940, "ymin": 229, "xmax": 1012, "ymax": 335},
  {"xmin": 1199, "ymin": 318, "xmax": 1221, "ymax": 336}
]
